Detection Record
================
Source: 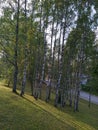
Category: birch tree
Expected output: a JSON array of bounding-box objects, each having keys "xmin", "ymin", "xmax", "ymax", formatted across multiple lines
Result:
[
  {"xmin": 13, "ymin": 0, "xmax": 20, "ymax": 93},
  {"xmin": 20, "ymin": 0, "xmax": 28, "ymax": 96}
]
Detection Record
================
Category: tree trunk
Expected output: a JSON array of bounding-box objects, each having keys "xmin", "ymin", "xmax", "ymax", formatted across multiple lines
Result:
[
  {"xmin": 45, "ymin": 77, "xmax": 51, "ymax": 102},
  {"xmin": 54, "ymin": 17, "xmax": 66, "ymax": 107},
  {"xmin": 13, "ymin": 0, "xmax": 20, "ymax": 93},
  {"xmin": 20, "ymin": 0, "xmax": 27, "ymax": 96}
]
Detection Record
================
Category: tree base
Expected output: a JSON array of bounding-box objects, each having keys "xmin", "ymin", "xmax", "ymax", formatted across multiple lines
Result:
[{"xmin": 12, "ymin": 90, "xmax": 19, "ymax": 95}]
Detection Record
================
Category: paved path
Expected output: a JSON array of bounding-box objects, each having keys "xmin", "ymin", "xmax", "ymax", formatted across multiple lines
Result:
[
  {"xmin": 1, "ymin": 81, "xmax": 98, "ymax": 105},
  {"xmin": 80, "ymin": 91, "xmax": 98, "ymax": 105},
  {"xmin": 45, "ymin": 80, "xmax": 98, "ymax": 105}
]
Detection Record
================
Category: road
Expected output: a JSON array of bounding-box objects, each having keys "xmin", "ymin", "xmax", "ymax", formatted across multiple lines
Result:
[{"xmin": 80, "ymin": 91, "xmax": 98, "ymax": 105}]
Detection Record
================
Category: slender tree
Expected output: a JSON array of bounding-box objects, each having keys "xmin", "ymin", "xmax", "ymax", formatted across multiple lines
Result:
[
  {"xmin": 20, "ymin": 0, "xmax": 28, "ymax": 96},
  {"xmin": 13, "ymin": 0, "xmax": 20, "ymax": 93}
]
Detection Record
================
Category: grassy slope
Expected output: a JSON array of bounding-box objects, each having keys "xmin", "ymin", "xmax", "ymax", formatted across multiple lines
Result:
[{"xmin": 0, "ymin": 85, "xmax": 98, "ymax": 130}]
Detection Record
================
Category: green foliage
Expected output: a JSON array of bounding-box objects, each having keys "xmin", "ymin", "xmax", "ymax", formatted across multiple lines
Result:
[{"xmin": 0, "ymin": 1, "xmax": 45, "ymax": 86}]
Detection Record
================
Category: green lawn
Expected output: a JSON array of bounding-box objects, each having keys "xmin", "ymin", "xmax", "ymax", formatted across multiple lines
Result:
[{"xmin": 0, "ymin": 85, "xmax": 98, "ymax": 130}]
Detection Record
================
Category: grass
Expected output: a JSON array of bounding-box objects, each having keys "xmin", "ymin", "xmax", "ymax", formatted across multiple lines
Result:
[{"xmin": 0, "ymin": 84, "xmax": 98, "ymax": 130}]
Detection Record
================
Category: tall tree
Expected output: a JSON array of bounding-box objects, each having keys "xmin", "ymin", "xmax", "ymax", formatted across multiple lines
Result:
[
  {"xmin": 20, "ymin": 0, "xmax": 28, "ymax": 96},
  {"xmin": 13, "ymin": 0, "xmax": 20, "ymax": 93}
]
